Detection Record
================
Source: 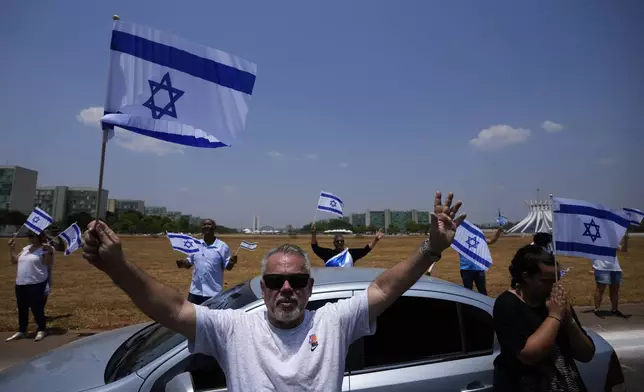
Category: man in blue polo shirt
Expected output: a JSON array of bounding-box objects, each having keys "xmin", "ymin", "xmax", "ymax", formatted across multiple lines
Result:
[
  {"xmin": 459, "ymin": 226, "xmax": 503, "ymax": 296},
  {"xmin": 176, "ymin": 219, "xmax": 237, "ymax": 304}
]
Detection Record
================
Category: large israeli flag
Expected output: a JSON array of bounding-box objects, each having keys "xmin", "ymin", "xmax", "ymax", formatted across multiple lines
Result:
[
  {"xmin": 167, "ymin": 233, "xmax": 202, "ymax": 255},
  {"xmin": 450, "ymin": 220, "xmax": 493, "ymax": 270},
  {"xmin": 623, "ymin": 207, "xmax": 644, "ymax": 226},
  {"xmin": 552, "ymin": 197, "xmax": 630, "ymax": 263},
  {"xmin": 317, "ymin": 191, "xmax": 344, "ymax": 217},
  {"xmin": 101, "ymin": 20, "xmax": 257, "ymax": 148},
  {"xmin": 325, "ymin": 248, "xmax": 354, "ymax": 268},
  {"xmin": 25, "ymin": 207, "xmax": 53, "ymax": 235},
  {"xmin": 60, "ymin": 223, "xmax": 82, "ymax": 256}
]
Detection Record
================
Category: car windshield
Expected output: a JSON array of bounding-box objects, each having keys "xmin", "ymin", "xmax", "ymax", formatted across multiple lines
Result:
[{"xmin": 105, "ymin": 280, "xmax": 259, "ymax": 383}]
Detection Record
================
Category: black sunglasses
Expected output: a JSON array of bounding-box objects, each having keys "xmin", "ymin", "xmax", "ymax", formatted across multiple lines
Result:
[
  {"xmin": 334, "ymin": 239, "xmax": 344, "ymax": 243},
  {"xmin": 263, "ymin": 274, "xmax": 310, "ymax": 290}
]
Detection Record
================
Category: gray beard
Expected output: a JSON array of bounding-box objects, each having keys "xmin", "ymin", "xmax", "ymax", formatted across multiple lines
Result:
[{"xmin": 274, "ymin": 306, "xmax": 302, "ymax": 324}]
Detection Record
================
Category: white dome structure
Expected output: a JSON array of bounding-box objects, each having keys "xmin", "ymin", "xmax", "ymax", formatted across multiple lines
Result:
[{"xmin": 507, "ymin": 200, "xmax": 553, "ymax": 234}]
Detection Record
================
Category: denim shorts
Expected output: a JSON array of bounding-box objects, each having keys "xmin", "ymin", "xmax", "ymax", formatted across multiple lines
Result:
[{"xmin": 594, "ymin": 270, "xmax": 622, "ymax": 285}]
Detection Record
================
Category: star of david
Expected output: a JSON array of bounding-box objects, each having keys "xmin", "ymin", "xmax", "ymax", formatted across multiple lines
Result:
[
  {"xmin": 465, "ymin": 236, "xmax": 480, "ymax": 250},
  {"xmin": 184, "ymin": 240, "xmax": 192, "ymax": 249},
  {"xmin": 329, "ymin": 200, "xmax": 337, "ymax": 208},
  {"xmin": 142, "ymin": 72, "xmax": 184, "ymax": 120},
  {"xmin": 582, "ymin": 219, "xmax": 601, "ymax": 243},
  {"xmin": 32, "ymin": 216, "xmax": 40, "ymax": 224}
]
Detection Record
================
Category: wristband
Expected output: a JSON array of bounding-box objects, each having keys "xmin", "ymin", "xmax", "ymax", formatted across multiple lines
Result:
[{"xmin": 548, "ymin": 315, "xmax": 562, "ymax": 323}]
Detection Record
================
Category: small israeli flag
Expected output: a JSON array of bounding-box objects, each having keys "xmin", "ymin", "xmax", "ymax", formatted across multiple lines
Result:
[
  {"xmin": 101, "ymin": 20, "xmax": 257, "ymax": 148},
  {"xmin": 623, "ymin": 207, "xmax": 643, "ymax": 226},
  {"xmin": 167, "ymin": 233, "xmax": 202, "ymax": 254},
  {"xmin": 325, "ymin": 248, "xmax": 354, "ymax": 268},
  {"xmin": 25, "ymin": 207, "xmax": 53, "ymax": 235},
  {"xmin": 240, "ymin": 240, "xmax": 257, "ymax": 251},
  {"xmin": 317, "ymin": 191, "xmax": 344, "ymax": 217},
  {"xmin": 451, "ymin": 220, "xmax": 493, "ymax": 270},
  {"xmin": 496, "ymin": 215, "xmax": 508, "ymax": 226},
  {"xmin": 552, "ymin": 197, "xmax": 629, "ymax": 263},
  {"xmin": 60, "ymin": 223, "xmax": 82, "ymax": 256}
]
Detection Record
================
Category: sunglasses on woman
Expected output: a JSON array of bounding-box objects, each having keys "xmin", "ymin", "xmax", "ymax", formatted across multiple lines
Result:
[{"xmin": 262, "ymin": 274, "xmax": 310, "ymax": 290}]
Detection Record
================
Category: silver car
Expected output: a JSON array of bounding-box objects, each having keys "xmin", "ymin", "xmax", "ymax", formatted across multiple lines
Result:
[{"xmin": 0, "ymin": 267, "xmax": 626, "ymax": 392}]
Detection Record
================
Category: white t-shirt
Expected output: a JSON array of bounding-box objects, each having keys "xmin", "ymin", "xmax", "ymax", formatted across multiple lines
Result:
[
  {"xmin": 16, "ymin": 245, "xmax": 49, "ymax": 285},
  {"xmin": 592, "ymin": 257, "xmax": 622, "ymax": 272},
  {"xmin": 189, "ymin": 289, "xmax": 376, "ymax": 392}
]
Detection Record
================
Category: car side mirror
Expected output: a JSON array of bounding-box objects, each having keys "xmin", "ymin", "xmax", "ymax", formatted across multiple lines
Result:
[{"xmin": 165, "ymin": 372, "xmax": 195, "ymax": 392}]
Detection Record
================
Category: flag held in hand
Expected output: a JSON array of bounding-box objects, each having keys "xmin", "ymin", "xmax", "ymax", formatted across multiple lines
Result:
[
  {"xmin": 60, "ymin": 223, "xmax": 82, "ymax": 255},
  {"xmin": 622, "ymin": 207, "xmax": 643, "ymax": 226},
  {"xmin": 240, "ymin": 240, "xmax": 257, "ymax": 251},
  {"xmin": 167, "ymin": 233, "xmax": 202, "ymax": 255},
  {"xmin": 450, "ymin": 220, "xmax": 493, "ymax": 270},
  {"xmin": 317, "ymin": 191, "xmax": 344, "ymax": 217},
  {"xmin": 25, "ymin": 207, "xmax": 53, "ymax": 235}
]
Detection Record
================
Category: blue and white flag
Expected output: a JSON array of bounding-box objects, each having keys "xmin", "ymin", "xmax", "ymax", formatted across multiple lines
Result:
[
  {"xmin": 60, "ymin": 223, "xmax": 82, "ymax": 256},
  {"xmin": 552, "ymin": 197, "xmax": 630, "ymax": 263},
  {"xmin": 240, "ymin": 240, "xmax": 257, "ymax": 251},
  {"xmin": 101, "ymin": 20, "xmax": 257, "ymax": 148},
  {"xmin": 450, "ymin": 220, "xmax": 493, "ymax": 270},
  {"xmin": 317, "ymin": 191, "xmax": 344, "ymax": 217},
  {"xmin": 25, "ymin": 207, "xmax": 53, "ymax": 235},
  {"xmin": 496, "ymin": 209, "xmax": 508, "ymax": 226},
  {"xmin": 623, "ymin": 207, "xmax": 644, "ymax": 226},
  {"xmin": 167, "ymin": 233, "xmax": 202, "ymax": 254},
  {"xmin": 325, "ymin": 248, "xmax": 354, "ymax": 268}
]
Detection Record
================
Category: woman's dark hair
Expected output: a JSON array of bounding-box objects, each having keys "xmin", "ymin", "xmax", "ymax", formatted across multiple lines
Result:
[
  {"xmin": 532, "ymin": 232, "xmax": 553, "ymax": 248},
  {"xmin": 509, "ymin": 244, "xmax": 555, "ymax": 288}
]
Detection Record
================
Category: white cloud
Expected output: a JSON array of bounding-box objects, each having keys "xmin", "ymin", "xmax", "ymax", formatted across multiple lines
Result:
[
  {"xmin": 76, "ymin": 106, "xmax": 184, "ymax": 156},
  {"xmin": 222, "ymin": 185, "xmax": 236, "ymax": 193},
  {"xmin": 267, "ymin": 151, "xmax": 282, "ymax": 158},
  {"xmin": 304, "ymin": 153, "xmax": 317, "ymax": 159},
  {"xmin": 469, "ymin": 124, "xmax": 531, "ymax": 150},
  {"xmin": 541, "ymin": 120, "xmax": 564, "ymax": 133},
  {"xmin": 339, "ymin": 162, "xmax": 349, "ymax": 168},
  {"xmin": 598, "ymin": 157, "xmax": 613, "ymax": 166}
]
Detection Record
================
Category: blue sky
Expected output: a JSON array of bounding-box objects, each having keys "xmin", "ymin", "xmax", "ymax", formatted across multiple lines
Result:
[{"xmin": 1, "ymin": 1, "xmax": 643, "ymax": 228}]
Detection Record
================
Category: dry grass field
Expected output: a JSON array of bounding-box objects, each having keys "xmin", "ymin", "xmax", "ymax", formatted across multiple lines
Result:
[{"xmin": 1, "ymin": 235, "xmax": 642, "ymax": 332}]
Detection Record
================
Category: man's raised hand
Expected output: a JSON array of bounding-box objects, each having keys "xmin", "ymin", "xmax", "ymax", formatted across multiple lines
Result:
[
  {"xmin": 82, "ymin": 220, "xmax": 126, "ymax": 271},
  {"xmin": 428, "ymin": 191, "xmax": 466, "ymax": 253}
]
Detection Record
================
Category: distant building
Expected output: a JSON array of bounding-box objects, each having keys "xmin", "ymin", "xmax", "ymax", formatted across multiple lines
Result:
[
  {"xmin": 145, "ymin": 206, "xmax": 167, "ymax": 216},
  {"xmin": 253, "ymin": 215, "xmax": 260, "ymax": 232},
  {"xmin": 166, "ymin": 211, "xmax": 182, "ymax": 221},
  {"xmin": 348, "ymin": 208, "xmax": 431, "ymax": 232},
  {"xmin": 390, "ymin": 210, "xmax": 411, "ymax": 232},
  {"xmin": 189, "ymin": 216, "xmax": 202, "ymax": 226},
  {"xmin": 350, "ymin": 213, "xmax": 366, "ymax": 227},
  {"xmin": 34, "ymin": 186, "xmax": 68, "ymax": 222},
  {"xmin": 108, "ymin": 199, "xmax": 145, "ymax": 215},
  {"xmin": 34, "ymin": 186, "xmax": 109, "ymax": 220},
  {"xmin": 0, "ymin": 165, "xmax": 38, "ymax": 214}
]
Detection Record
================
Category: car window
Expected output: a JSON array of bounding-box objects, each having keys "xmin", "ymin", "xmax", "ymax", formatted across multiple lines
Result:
[
  {"xmin": 361, "ymin": 296, "xmax": 463, "ymax": 370},
  {"xmin": 460, "ymin": 303, "xmax": 494, "ymax": 353}
]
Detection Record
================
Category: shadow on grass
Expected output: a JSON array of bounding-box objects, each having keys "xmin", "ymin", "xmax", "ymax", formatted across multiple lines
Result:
[{"xmin": 45, "ymin": 313, "xmax": 73, "ymax": 322}]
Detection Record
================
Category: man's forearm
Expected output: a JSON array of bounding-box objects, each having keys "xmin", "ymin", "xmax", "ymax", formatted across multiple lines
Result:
[
  {"xmin": 368, "ymin": 238, "xmax": 379, "ymax": 248},
  {"xmin": 565, "ymin": 321, "xmax": 595, "ymax": 362},
  {"xmin": 104, "ymin": 260, "xmax": 194, "ymax": 338}
]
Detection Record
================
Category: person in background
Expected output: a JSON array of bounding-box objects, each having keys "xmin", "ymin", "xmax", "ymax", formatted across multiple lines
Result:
[
  {"xmin": 175, "ymin": 219, "xmax": 237, "ymax": 305},
  {"xmin": 493, "ymin": 244, "xmax": 595, "ymax": 391},
  {"xmin": 593, "ymin": 230, "xmax": 629, "ymax": 318},
  {"xmin": 310, "ymin": 224, "xmax": 384, "ymax": 267},
  {"xmin": 6, "ymin": 231, "xmax": 55, "ymax": 342},
  {"xmin": 459, "ymin": 226, "xmax": 503, "ymax": 296},
  {"xmin": 80, "ymin": 191, "xmax": 464, "ymax": 391}
]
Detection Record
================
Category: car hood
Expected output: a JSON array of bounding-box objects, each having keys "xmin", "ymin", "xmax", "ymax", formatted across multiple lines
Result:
[{"xmin": 0, "ymin": 323, "xmax": 150, "ymax": 392}]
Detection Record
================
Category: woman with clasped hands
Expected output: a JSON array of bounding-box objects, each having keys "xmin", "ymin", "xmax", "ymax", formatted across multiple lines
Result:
[{"xmin": 492, "ymin": 244, "xmax": 596, "ymax": 392}]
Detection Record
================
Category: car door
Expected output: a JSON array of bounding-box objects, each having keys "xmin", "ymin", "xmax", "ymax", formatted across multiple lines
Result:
[
  {"xmin": 348, "ymin": 289, "xmax": 496, "ymax": 392},
  {"xmin": 138, "ymin": 290, "xmax": 355, "ymax": 392}
]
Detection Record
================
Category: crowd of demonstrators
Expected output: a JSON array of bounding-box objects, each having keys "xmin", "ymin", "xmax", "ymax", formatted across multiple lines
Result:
[
  {"xmin": 6, "ymin": 231, "xmax": 56, "ymax": 342},
  {"xmin": 593, "ymin": 230, "xmax": 629, "ymax": 318},
  {"xmin": 80, "ymin": 191, "xmax": 464, "ymax": 391},
  {"xmin": 175, "ymin": 219, "xmax": 237, "ymax": 305},
  {"xmin": 310, "ymin": 224, "xmax": 384, "ymax": 267},
  {"xmin": 493, "ymin": 244, "xmax": 595, "ymax": 392},
  {"xmin": 458, "ymin": 226, "xmax": 504, "ymax": 296}
]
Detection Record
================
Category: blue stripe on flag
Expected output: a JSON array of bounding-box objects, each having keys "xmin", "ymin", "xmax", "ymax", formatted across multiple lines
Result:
[
  {"xmin": 460, "ymin": 221, "xmax": 485, "ymax": 240},
  {"xmin": 555, "ymin": 241, "xmax": 617, "ymax": 258},
  {"xmin": 114, "ymin": 124, "xmax": 230, "ymax": 149},
  {"xmin": 624, "ymin": 207, "xmax": 642, "ymax": 214},
  {"xmin": 168, "ymin": 234, "xmax": 196, "ymax": 240},
  {"xmin": 320, "ymin": 192, "xmax": 343, "ymax": 204},
  {"xmin": 61, "ymin": 232, "xmax": 71, "ymax": 245},
  {"xmin": 318, "ymin": 205, "xmax": 343, "ymax": 215},
  {"xmin": 452, "ymin": 241, "xmax": 492, "ymax": 269},
  {"xmin": 34, "ymin": 209, "xmax": 53, "ymax": 224},
  {"xmin": 556, "ymin": 204, "xmax": 630, "ymax": 228},
  {"xmin": 110, "ymin": 30, "xmax": 256, "ymax": 95},
  {"xmin": 25, "ymin": 221, "xmax": 42, "ymax": 234},
  {"xmin": 172, "ymin": 246, "xmax": 199, "ymax": 254}
]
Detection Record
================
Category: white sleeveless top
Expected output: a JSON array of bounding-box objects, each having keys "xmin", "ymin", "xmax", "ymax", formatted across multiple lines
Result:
[{"xmin": 16, "ymin": 245, "xmax": 49, "ymax": 285}]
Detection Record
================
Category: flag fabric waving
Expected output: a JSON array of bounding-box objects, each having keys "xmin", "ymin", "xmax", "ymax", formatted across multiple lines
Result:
[
  {"xmin": 325, "ymin": 248, "xmax": 354, "ymax": 268},
  {"xmin": 60, "ymin": 223, "xmax": 82, "ymax": 255},
  {"xmin": 623, "ymin": 207, "xmax": 644, "ymax": 226},
  {"xmin": 167, "ymin": 233, "xmax": 202, "ymax": 255},
  {"xmin": 450, "ymin": 220, "xmax": 493, "ymax": 270},
  {"xmin": 240, "ymin": 240, "xmax": 257, "ymax": 251},
  {"xmin": 552, "ymin": 197, "xmax": 630, "ymax": 263},
  {"xmin": 317, "ymin": 191, "xmax": 344, "ymax": 217},
  {"xmin": 101, "ymin": 20, "xmax": 257, "ymax": 148},
  {"xmin": 25, "ymin": 207, "xmax": 53, "ymax": 235}
]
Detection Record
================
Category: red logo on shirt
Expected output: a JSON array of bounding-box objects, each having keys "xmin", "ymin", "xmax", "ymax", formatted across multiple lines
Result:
[{"xmin": 309, "ymin": 334, "xmax": 319, "ymax": 351}]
